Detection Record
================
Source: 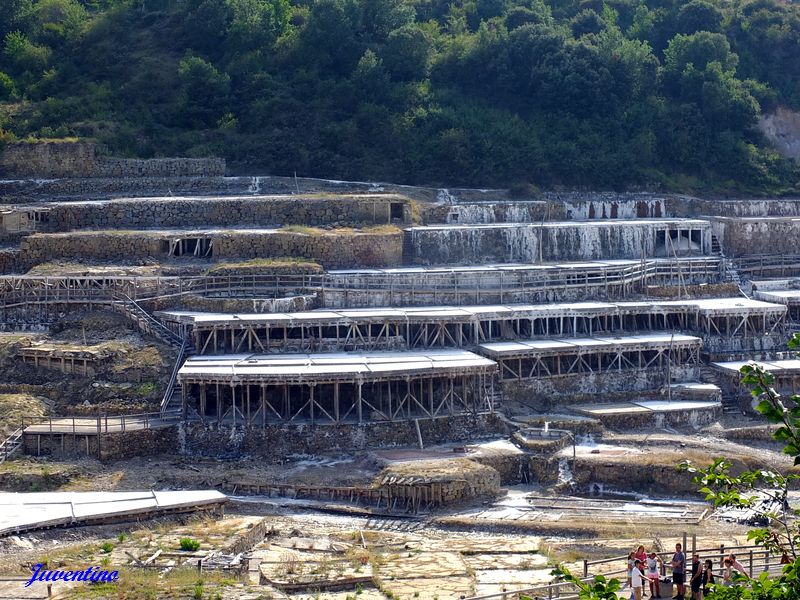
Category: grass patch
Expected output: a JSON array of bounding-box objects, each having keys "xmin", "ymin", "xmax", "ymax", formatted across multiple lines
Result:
[
  {"xmin": 0, "ymin": 393, "xmax": 50, "ymax": 436},
  {"xmin": 63, "ymin": 568, "xmax": 238, "ymax": 599},
  {"xmin": 280, "ymin": 225, "xmax": 401, "ymax": 235},
  {"xmin": 204, "ymin": 257, "xmax": 323, "ymax": 274}
]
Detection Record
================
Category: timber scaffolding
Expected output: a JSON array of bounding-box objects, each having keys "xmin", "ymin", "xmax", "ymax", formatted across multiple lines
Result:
[
  {"xmin": 478, "ymin": 332, "xmax": 701, "ymax": 381},
  {"xmin": 0, "ymin": 257, "xmax": 722, "ymax": 316},
  {"xmin": 177, "ymin": 350, "xmax": 498, "ymax": 424},
  {"xmin": 223, "ymin": 480, "xmax": 450, "ymax": 513},
  {"xmin": 156, "ymin": 298, "xmax": 787, "ymax": 356}
]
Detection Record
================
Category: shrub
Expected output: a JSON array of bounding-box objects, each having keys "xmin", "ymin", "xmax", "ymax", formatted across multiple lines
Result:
[
  {"xmin": 99, "ymin": 542, "xmax": 114, "ymax": 553},
  {"xmin": 179, "ymin": 537, "xmax": 201, "ymax": 552}
]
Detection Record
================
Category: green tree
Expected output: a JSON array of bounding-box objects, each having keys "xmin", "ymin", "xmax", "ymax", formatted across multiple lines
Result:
[
  {"xmin": 3, "ymin": 31, "xmax": 51, "ymax": 76},
  {"xmin": 0, "ymin": 72, "xmax": 17, "ymax": 100},
  {"xmin": 676, "ymin": 0, "xmax": 723, "ymax": 34},
  {"xmin": 177, "ymin": 54, "xmax": 231, "ymax": 127},
  {"xmin": 0, "ymin": 0, "xmax": 31, "ymax": 40},
  {"xmin": 29, "ymin": 0, "xmax": 88, "ymax": 45},
  {"xmin": 571, "ymin": 9, "xmax": 606, "ymax": 37},
  {"xmin": 381, "ymin": 24, "xmax": 432, "ymax": 81}
]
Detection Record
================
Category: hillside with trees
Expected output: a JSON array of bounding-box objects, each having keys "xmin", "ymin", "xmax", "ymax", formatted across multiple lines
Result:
[{"xmin": 1, "ymin": 0, "xmax": 800, "ymax": 193}]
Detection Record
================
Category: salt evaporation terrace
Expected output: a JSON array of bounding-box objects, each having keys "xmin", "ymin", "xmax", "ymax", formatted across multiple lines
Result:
[{"xmin": 3, "ymin": 169, "xmax": 800, "ymax": 464}]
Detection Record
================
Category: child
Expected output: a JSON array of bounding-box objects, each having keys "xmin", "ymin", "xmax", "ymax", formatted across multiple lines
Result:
[
  {"xmin": 627, "ymin": 552, "xmax": 636, "ymax": 590},
  {"xmin": 632, "ymin": 559, "xmax": 646, "ymax": 600},
  {"xmin": 646, "ymin": 551, "xmax": 663, "ymax": 598}
]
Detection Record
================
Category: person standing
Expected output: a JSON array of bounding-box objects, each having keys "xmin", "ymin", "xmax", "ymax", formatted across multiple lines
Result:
[
  {"xmin": 702, "ymin": 559, "xmax": 715, "ymax": 596},
  {"xmin": 634, "ymin": 545, "xmax": 648, "ymax": 565},
  {"xmin": 632, "ymin": 559, "xmax": 647, "ymax": 600},
  {"xmin": 689, "ymin": 554, "xmax": 702, "ymax": 600},
  {"xmin": 626, "ymin": 551, "xmax": 636, "ymax": 590},
  {"xmin": 671, "ymin": 543, "xmax": 686, "ymax": 600},
  {"xmin": 647, "ymin": 551, "xmax": 664, "ymax": 598}
]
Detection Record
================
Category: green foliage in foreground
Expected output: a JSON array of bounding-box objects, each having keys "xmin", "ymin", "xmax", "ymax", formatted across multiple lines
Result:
[
  {"xmin": 1, "ymin": 0, "xmax": 800, "ymax": 192},
  {"xmin": 179, "ymin": 537, "xmax": 200, "ymax": 552},
  {"xmin": 553, "ymin": 333, "xmax": 800, "ymax": 599}
]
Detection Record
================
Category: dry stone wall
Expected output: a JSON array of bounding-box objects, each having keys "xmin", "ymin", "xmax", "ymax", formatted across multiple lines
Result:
[
  {"xmin": 0, "ymin": 248, "xmax": 19, "ymax": 273},
  {"xmin": 501, "ymin": 367, "xmax": 698, "ymax": 402},
  {"xmin": 32, "ymin": 195, "xmax": 406, "ymax": 231},
  {"xmin": 711, "ymin": 217, "xmax": 800, "ymax": 257},
  {"xmin": 19, "ymin": 229, "xmax": 404, "ymax": 270},
  {"xmin": 23, "ymin": 426, "xmax": 178, "ymax": 460},
  {"xmin": 0, "ymin": 142, "xmax": 224, "ymax": 179},
  {"xmin": 181, "ymin": 413, "xmax": 507, "ymax": 459},
  {"xmin": 0, "ymin": 176, "xmax": 250, "ymax": 201}
]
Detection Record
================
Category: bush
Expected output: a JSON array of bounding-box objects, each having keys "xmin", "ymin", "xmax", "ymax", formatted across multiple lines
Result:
[
  {"xmin": 0, "ymin": 72, "xmax": 16, "ymax": 100},
  {"xmin": 179, "ymin": 537, "xmax": 200, "ymax": 552},
  {"xmin": 99, "ymin": 542, "xmax": 114, "ymax": 553}
]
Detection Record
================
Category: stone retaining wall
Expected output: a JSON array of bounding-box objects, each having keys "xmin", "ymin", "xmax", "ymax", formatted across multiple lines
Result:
[
  {"xmin": 711, "ymin": 217, "xmax": 800, "ymax": 257},
  {"xmin": 0, "ymin": 142, "xmax": 224, "ymax": 179},
  {"xmin": 24, "ymin": 195, "xmax": 407, "ymax": 231},
  {"xmin": 19, "ymin": 229, "xmax": 404, "ymax": 270},
  {"xmin": 501, "ymin": 367, "xmax": 698, "ymax": 407},
  {"xmin": 586, "ymin": 403, "xmax": 722, "ymax": 429},
  {"xmin": 23, "ymin": 426, "xmax": 177, "ymax": 460},
  {"xmin": 0, "ymin": 176, "xmax": 250, "ymax": 200},
  {"xmin": 181, "ymin": 413, "xmax": 507, "ymax": 459},
  {"xmin": 469, "ymin": 453, "xmax": 528, "ymax": 485},
  {"xmin": 94, "ymin": 157, "xmax": 225, "ymax": 178},
  {"xmin": 0, "ymin": 248, "xmax": 19, "ymax": 274}
]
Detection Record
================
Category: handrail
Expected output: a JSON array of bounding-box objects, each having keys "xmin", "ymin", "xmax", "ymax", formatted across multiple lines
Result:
[
  {"xmin": 161, "ymin": 338, "xmax": 187, "ymax": 414},
  {"xmin": 464, "ymin": 544, "xmax": 782, "ymax": 600},
  {"xmin": 0, "ymin": 426, "xmax": 24, "ymax": 463},
  {"xmin": 0, "ymin": 258, "xmax": 724, "ymax": 306},
  {"xmin": 583, "ymin": 542, "xmax": 768, "ymax": 570}
]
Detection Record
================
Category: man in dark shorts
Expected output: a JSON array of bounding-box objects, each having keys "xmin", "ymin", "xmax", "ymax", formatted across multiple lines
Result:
[
  {"xmin": 671, "ymin": 543, "xmax": 686, "ymax": 600},
  {"xmin": 689, "ymin": 553, "xmax": 702, "ymax": 600}
]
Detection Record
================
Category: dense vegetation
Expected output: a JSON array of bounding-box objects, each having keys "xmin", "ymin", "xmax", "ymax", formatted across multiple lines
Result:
[{"xmin": 1, "ymin": 0, "xmax": 800, "ymax": 192}]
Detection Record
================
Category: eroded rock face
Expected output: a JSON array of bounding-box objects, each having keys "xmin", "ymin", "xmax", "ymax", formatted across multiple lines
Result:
[{"xmin": 758, "ymin": 107, "xmax": 800, "ymax": 160}]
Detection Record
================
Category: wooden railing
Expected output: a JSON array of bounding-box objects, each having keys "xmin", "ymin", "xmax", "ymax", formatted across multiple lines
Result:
[
  {"xmin": 463, "ymin": 538, "xmax": 785, "ymax": 600},
  {"xmin": 0, "ymin": 258, "xmax": 724, "ymax": 311},
  {"xmin": 161, "ymin": 339, "xmax": 188, "ymax": 414},
  {"xmin": 735, "ymin": 254, "xmax": 800, "ymax": 278},
  {"xmin": 18, "ymin": 411, "xmax": 181, "ymax": 436}
]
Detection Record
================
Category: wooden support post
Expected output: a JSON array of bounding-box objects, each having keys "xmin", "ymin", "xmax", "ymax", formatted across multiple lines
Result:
[
  {"xmin": 181, "ymin": 384, "xmax": 187, "ymax": 420},
  {"xmin": 334, "ymin": 382, "xmax": 340, "ymax": 422},
  {"xmin": 357, "ymin": 381, "xmax": 363, "ymax": 423},
  {"xmin": 246, "ymin": 385, "xmax": 251, "ymax": 428},
  {"xmin": 261, "ymin": 384, "xmax": 266, "ymax": 427},
  {"xmin": 232, "ymin": 384, "xmax": 237, "ymax": 427}
]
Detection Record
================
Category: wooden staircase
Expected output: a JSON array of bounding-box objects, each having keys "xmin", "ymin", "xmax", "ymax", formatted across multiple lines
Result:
[
  {"xmin": 0, "ymin": 427, "xmax": 24, "ymax": 464},
  {"xmin": 711, "ymin": 233, "xmax": 723, "ymax": 256}
]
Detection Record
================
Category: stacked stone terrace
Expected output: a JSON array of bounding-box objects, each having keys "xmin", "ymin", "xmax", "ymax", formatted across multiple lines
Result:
[{"xmin": 4, "ymin": 143, "xmax": 800, "ymax": 450}]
